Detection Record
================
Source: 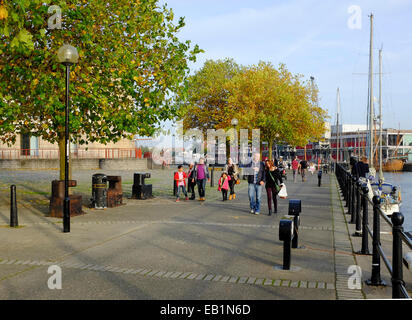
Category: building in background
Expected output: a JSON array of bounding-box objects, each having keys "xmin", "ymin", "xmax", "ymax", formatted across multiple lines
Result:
[{"xmin": 0, "ymin": 134, "xmax": 148, "ymax": 160}]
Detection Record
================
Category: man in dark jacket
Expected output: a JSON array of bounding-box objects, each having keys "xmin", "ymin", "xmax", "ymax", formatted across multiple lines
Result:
[
  {"xmin": 299, "ymin": 159, "xmax": 308, "ymax": 182},
  {"xmin": 245, "ymin": 153, "xmax": 266, "ymax": 215},
  {"xmin": 356, "ymin": 156, "xmax": 370, "ymax": 178}
]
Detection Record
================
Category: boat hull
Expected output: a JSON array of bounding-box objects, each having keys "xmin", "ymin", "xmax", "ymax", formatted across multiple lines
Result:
[{"xmin": 376, "ymin": 159, "xmax": 404, "ymax": 172}]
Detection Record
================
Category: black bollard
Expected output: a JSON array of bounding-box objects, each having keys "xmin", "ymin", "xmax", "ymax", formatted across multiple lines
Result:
[
  {"xmin": 173, "ymin": 171, "xmax": 177, "ymax": 196},
  {"xmin": 347, "ymin": 175, "xmax": 352, "ymax": 215},
  {"xmin": 350, "ymin": 176, "xmax": 356, "ymax": 220},
  {"xmin": 345, "ymin": 173, "xmax": 350, "ymax": 208},
  {"xmin": 283, "ymin": 239, "xmax": 291, "ymax": 270},
  {"xmin": 279, "ymin": 218, "xmax": 294, "ymax": 270},
  {"xmin": 353, "ymin": 182, "xmax": 362, "ymax": 233},
  {"xmin": 391, "ymin": 212, "xmax": 406, "ymax": 298},
  {"xmin": 210, "ymin": 165, "xmax": 214, "ymax": 187},
  {"xmin": 317, "ymin": 170, "xmax": 322, "ymax": 187},
  {"xmin": 288, "ymin": 200, "xmax": 302, "ymax": 249},
  {"xmin": 358, "ymin": 185, "xmax": 370, "ymax": 254},
  {"xmin": 366, "ymin": 195, "xmax": 385, "ymax": 286},
  {"xmin": 10, "ymin": 185, "xmax": 18, "ymax": 228}
]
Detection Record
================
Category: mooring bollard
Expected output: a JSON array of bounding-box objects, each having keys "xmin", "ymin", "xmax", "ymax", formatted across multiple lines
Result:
[
  {"xmin": 10, "ymin": 185, "xmax": 18, "ymax": 228},
  {"xmin": 279, "ymin": 217, "xmax": 294, "ymax": 270},
  {"xmin": 391, "ymin": 212, "xmax": 405, "ymax": 298},
  {"xmin": 366, "ymin": 195, "xmax": 385, "ymax": 286},
  {"xmin": 288, "ymin": 200, "xmax": 302, "ymax": 249}
]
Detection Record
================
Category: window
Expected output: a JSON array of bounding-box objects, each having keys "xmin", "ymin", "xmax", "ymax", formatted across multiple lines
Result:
[{"xmin": 21, "ymin": 134, "xmax": 30, "ymax": 156}]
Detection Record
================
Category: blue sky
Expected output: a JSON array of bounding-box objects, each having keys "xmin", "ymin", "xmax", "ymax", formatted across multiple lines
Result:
[{"xmin": 159, "ymin": 0, "xmax": 412, "ymax": 130}]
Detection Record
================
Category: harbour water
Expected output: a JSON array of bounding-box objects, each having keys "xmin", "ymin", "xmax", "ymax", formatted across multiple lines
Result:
[{"xmin": 383, "ymin": 172, "xmax": 412, "ymax": 232}]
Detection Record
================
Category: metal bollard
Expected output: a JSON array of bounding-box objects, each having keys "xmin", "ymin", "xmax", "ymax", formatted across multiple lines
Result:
[
  {"xmin": 317, "ymin": 170, "xmax": 322, "ymax": 187},
  {"xmin": 345, "ymin": 173, "xmax": 349, "ymax": 208},
  {"xmin": 288, "ymin": 200, "xmax": 302, "ymax": 249},
  {"xmin": 279, "ymin": 218, "xmax": 294, "ymax": 270},
  {"xmin": 353, "ymin": 182, "xmax": 362, "ymax": 233},
  {"xmin": 10, "ymin": 185, "xmax": 18, "ymax": 228},
  {"xmin": 391, "ymin": 212, "xmax": 405, "ymax": 298},
  {"xmin": 366, "ymin": 195, "xmax": 385, "ymax": 286},
  {"xmin": 358, "ymin": 185, "xmax": 370, "ymax": 254},
  {"xmin": 350, "ymin": 176, "xmax": 356, "ymax": 221},
  {"xmin": 210, "ymin": 165, "xmax": 214, "ymax": 187},
  {"xmin": 347, "ymin": 175, "xmax": 352, "ymax": 215},
  {"xmin": 173, "ymin": 171, "xmax": 178, "ymax": 196}
]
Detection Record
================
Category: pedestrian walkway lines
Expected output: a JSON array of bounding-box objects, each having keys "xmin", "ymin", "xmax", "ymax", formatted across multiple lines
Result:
[
  {"xmin": 330, "ymin": 175, "xmax": 365, "ymax": 300},
  {"xmin": 6, "ymin": 219, "xmax": 333, "ymax": 231},
  {"xmin": 0, "ymin": 258, "xmax": 335, "ymax": 291}
]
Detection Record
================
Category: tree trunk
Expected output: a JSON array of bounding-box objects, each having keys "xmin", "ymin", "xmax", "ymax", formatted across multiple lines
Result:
[{"xmin": 268, "ymin": 140, "xmax": 273, "ymax": 161}]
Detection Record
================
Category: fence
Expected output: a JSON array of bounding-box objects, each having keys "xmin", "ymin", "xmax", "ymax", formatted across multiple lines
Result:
[
  {"xmin": 335, "ymin": 163, "xmax": 412, "ymax": 299},
  {"xmin": 0, "ymin": 148, "xmax": 149, "ymax": 160}
]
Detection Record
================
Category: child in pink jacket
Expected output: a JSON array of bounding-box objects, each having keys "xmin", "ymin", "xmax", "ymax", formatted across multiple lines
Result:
[{"xmin": 218, "ymin": 172, "xmax": 231, "ymax": 201}]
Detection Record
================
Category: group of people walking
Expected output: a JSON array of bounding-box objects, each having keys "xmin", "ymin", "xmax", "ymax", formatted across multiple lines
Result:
[
  {"xmin": 174, "ymin": 158, "xmax": 210, "ymax": 202},
  {"xmin": 174, "ymin": 157, "xmax": 240, "ymax": 202},
  {"xmin": 174, "ymin": 154, "xmax": 287, "ymax": 216},
  {"xmin": 291, "ymin": 156, "xmax": 309, "ymax": 182},
  {"xmin": 245, "ymin": 153, "xmax": 284, "ymax": 216}
]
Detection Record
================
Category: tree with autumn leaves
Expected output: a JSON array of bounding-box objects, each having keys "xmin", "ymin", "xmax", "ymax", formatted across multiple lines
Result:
[
  {"xmin": 181, "ymin": 60, "xmax": 328, "ymax": 160},
  {"xmin": 0, "ymin": 0, "xmax": 202, "ymax": 178},
  {"xmin": 180, "ymin": 58, "xmax": 241, "ymax": 134}
]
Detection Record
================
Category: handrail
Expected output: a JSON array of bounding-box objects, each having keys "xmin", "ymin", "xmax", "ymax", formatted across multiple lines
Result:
[{"xmin": 335, "ymin": 163, "xmax": 411, "ymax": 299}]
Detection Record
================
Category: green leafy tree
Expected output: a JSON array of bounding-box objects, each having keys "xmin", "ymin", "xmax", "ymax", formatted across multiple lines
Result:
[
  {"xmin": 180, "ymin": 58, "xmax": 241, "ymax": 134},
  {"xmin": 0, "ymin": 0, "xmax": 202, "ymax": 178}
]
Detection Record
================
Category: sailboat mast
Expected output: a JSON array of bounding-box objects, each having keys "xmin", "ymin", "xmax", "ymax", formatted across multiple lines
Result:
[
  {"xmin": 368, "ymin": 13, "xmax": 374, "ymax": 168},
  {"xmin": 336, "ymin": 88, "xmax": 340, "ymax": 163},
  {"xmin": 379, "ymin": 48, "xmax": 384, "ymax": 180}
]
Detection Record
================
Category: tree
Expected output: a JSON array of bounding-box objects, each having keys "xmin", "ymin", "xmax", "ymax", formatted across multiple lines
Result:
[
  {"xmin": 227, "ymin": 62, "xmax": 328, "ymax": 160},
  {"xmin": 0, "ymin": 0, "xmax": 202, "ymax": 178},
  {"xmin": 180, "ymin": 58, "xmax": 241, "ymax": 134}
]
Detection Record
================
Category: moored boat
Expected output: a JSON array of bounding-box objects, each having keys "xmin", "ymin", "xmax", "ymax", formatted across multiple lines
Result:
[{"xmin": 376, "ymin": 159, "xmax": 405, "ymax": 172}]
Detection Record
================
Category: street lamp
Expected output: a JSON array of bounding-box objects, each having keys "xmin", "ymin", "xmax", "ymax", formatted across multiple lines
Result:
[{"xmin": 58, "ymin": 44, "xmax": 79, "ymax": 233}]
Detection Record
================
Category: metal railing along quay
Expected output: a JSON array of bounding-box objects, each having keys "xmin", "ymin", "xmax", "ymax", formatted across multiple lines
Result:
[{"xmin": 335, "ymin": 163, "xmax": 412, "ymax": 299}]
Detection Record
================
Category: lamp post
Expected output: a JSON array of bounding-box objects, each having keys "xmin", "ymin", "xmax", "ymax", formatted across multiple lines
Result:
[
  {"xmin": 172, "ymin": 133, "xmax": 175, "ymax": 165},
  {"xmin": 57, "ymin": 44, "xmax": 79, "ymax": 233},
  {"xmin": 231, "ymin": 118, "xmax": 238, "ymax": 164}
]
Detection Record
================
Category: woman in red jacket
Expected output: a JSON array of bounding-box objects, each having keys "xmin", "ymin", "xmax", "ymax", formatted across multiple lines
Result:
[{"xmin": 174, "ymin": 165, "xmax": 188, "ymax": 202}]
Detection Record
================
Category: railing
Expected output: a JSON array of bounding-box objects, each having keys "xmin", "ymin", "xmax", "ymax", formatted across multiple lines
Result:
[
  {"xmin": 335, "ymin": 163, "xmax": 412, "ymax": 299},
  {"xmin": 0, "ymin": 148, "xmax": 148, "ymax": 160}
]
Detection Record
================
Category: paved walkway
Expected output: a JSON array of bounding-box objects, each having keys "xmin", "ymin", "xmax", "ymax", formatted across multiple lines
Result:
[{"xmin": 0, "ymin": 168, "xmax": 410, "ymax": 299}]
